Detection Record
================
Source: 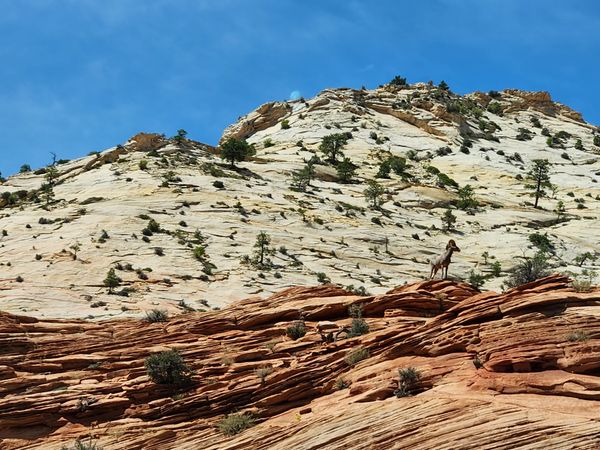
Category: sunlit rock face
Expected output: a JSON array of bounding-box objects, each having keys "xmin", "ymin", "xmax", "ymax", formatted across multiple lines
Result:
[{"xmin": 0, "ymin": 82, "xmax": 598, "ymax": 322}]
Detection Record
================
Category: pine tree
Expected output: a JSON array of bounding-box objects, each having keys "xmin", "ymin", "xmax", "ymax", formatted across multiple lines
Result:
[
  {"xmin": 363, "ymin": 180, "xmax": 385, "ymax": 209},
  {"xmin": 104, "ymin": 268, "xmax": 120, "ymax": 294},
  {"xmin": 376, "ymin": 160, "xmax": 391, "ymax": 178},
  {"xmin": 291, "ymin": 158, "xmax": 316, "ymax": 191},
  {"xmin": 456, "ymin": 185, "xmax": 478, "ymax": 210},
  {"xmin": 40, "ymin": 182, "xmax": 55, "ymax": 205},
  {"xmin": 336, "ymin": 157, "xmax": 357, "ymax": 183},
  {"xmin": 173, "ymin": 129, "xmax": 187, "ymax": 144},
  {"xmin": 253, "ymin": 231, "xmax": 273, "ymax": 268},
  {"xmin": 554, "ymin": 200, "xmax": 566, "ymax": 221},
  {"xmin": 525, "ymin": 159, "xmax": 552, "ymax": 208},
  {"xmin": 319, "ymin": 134, "xmax": 348, "ymax": 164},
  {"xmin": 442, "ymin": 208, "xmax": 457, "ymax": 232},
  {"xmin": 220, "ymin": 138, "xmax": 255, "ymax": 168}
]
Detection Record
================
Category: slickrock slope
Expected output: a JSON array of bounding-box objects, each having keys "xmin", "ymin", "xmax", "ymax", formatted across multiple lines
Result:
[
  {"xmin": 1, "ymin": 275, "xmax": 600, "ymax": 449},
  {"xmin": 1, "ymin": 81, "xmax": 600, "ymax": 320}
]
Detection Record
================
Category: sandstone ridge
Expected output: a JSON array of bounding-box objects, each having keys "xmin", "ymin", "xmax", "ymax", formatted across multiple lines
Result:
[{"xmin": 2, "ymin": 274, "xmax": 600, "ymax": 449}]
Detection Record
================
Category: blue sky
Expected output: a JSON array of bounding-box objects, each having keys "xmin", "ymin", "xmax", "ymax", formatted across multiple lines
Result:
[{"xmin": 1, "ymin": 0, "xmax": 599, "ymax": 176}]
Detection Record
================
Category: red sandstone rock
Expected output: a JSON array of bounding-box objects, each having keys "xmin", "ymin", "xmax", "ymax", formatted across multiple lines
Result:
[{"xmin": 1, "ymin": 275, "xmax": 600, "ymax": 449}]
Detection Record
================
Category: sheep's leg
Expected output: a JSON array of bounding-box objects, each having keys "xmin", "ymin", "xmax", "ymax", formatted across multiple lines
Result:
[
  {"xmin": 443, "ymin": 265, "xmax": 448, "ymax": 279},
  {"xmin": 429, "ymin": 264, "xmax": 435, "ymax": 279}
]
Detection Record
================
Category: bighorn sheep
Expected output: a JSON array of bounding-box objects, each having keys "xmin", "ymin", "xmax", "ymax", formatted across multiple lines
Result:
[{"xmin": 429, "ymin": 239, "xmax": 460, "ymax": 279}]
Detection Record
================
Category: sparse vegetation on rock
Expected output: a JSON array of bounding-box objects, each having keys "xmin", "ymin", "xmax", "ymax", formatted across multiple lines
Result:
[
  {"xmin": 504, "ymin": 252, "xmax": 550, "ymax": 288},
  {"xmin": 442, "ymin": 208, "xmax": 457, "ymax": 232},
  {"xmin": 286, "ymin": 320, "xmax": 306, "ymax": 340},
  {"xmin": 103, "ymin": 268, "xmax": 121, "ymax": 294},
  {"xmin": 336, "ymin": 157, "xmax": 357, "ymax": 183},
  {"xmin": 525, "ymin": 159, "xmax": 552, "ymax": 208},
  {"xmin": 395, "ymin": 367, "xmax": 421, "ymax": 397},
  {"xmin": 218, "ymin": 413, "xmax": 255, "ymax": 436},
  {"xmin": 219, "ymin": 138, "xmax": 255, "ymax": 168},
  {"xmin": 363, "ymin": 180, "xmax": 385, "ymax": 209},
  {"xmin": 146, "ymin": 309, "xmax": 169, "ymax": 323},
  {"xmin": 319, "ymin": 133, "xmax": 348, "ymax": 164},
  {"xmin": 144, "ymin": 349, "xmax": 191, "ymax": 385},
  {"xmin": 252, "ymin": 231, "xmax": 274, "ymax": 269},
  {"xmin": 344, "ymin": 347, "xmax": 369, "ymax": 365}
]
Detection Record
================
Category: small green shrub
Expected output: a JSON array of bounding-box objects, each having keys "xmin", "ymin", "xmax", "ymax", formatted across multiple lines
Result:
[
  {"xmin": 389, "ymin": 75, "xmax": 407, "ymax": 86},
  {"xmin": 487, "ymin": 101, "xmax": 503, "ymax": 115},
  {"xmin": 530, "ymin": 116, "xmax": 542, "ymax": 128},
  {"xmin": 316, "ymin": 272, "xmax": 330, "ymax": 283},
  {"xmin": 147, "ymin": 219, "xmax": 161, "ymax": 233},
  {"xmin": 468, "ymin": 270, "xmax": 485, "ymax": 289},
  {"xmin": 213, "ymin": 180, "xmax": 225, "ymax": 189},
  {"xmin": 504, "ymin": 252, "xmax": 550, "ymax": 288},
  {"xmin": 286, "ymin": 320, "xmax": 306, "ymax": 340},
  {"xmin": 218, "ymin": 413, "xmax": 255, "ymax": 436},
  {"xmin": 280, "ymin": 119, "xmax": 290, "ymax": 129},
  {"xmin": 490, "ymin": 261, "xmax": 502, "ymax": 277},
  {"xmin": 516, "ymin": 128, "xmax": 534, "ymax": 141},
  {"xmin": 139, "ymin": 160, "xmax": 148, "ymax": 170},
  {"xmin": 567, "ymin": 331, "xmax": 590, "ymax": 342},
  {"xmin": 395, "ymin": 367, "xmax": 421, "ymax": 397},
  {"xmin": 528, "ymin": 232, "xmax": 554, "ymax": 253},
  {"xmin": 344, "ymin": 347, "xmax": 369, "ymax": 366},
  {"xmin": 144, "ymin": 349, "xmax": 191, "ymax": 385},
  {"xmin": 146, "ymin": 309, "xmax": 169, "ymax": 323},
  {"xmin": 437, "ymin": 172, "xmax": 458, "ymax": 188},
  {"xmin": 348, "ymin": 304, "xmax": 369, "ymax": 337},
  {"xmin": 193, "ymin": 246, "xmax": 206, "ymax": 260},
  {"xmin": 255, "ymin": 365, "xmax": 273, "ymax": 385}
]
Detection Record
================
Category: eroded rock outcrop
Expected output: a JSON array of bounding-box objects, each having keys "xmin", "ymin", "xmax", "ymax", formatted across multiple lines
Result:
[
  {"xmin": 220, "ymin": 101, "xmax": 293, "ymax": 144},
  {"xmin": 1, "ymin": 275, "xmax": 600, "ymax": 449}
]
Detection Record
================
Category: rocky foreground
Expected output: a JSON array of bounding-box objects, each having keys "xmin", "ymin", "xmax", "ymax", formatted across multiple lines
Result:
[{"xmin": 1, "ymin": 274, "xmax": 600, "ymax": 449}]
